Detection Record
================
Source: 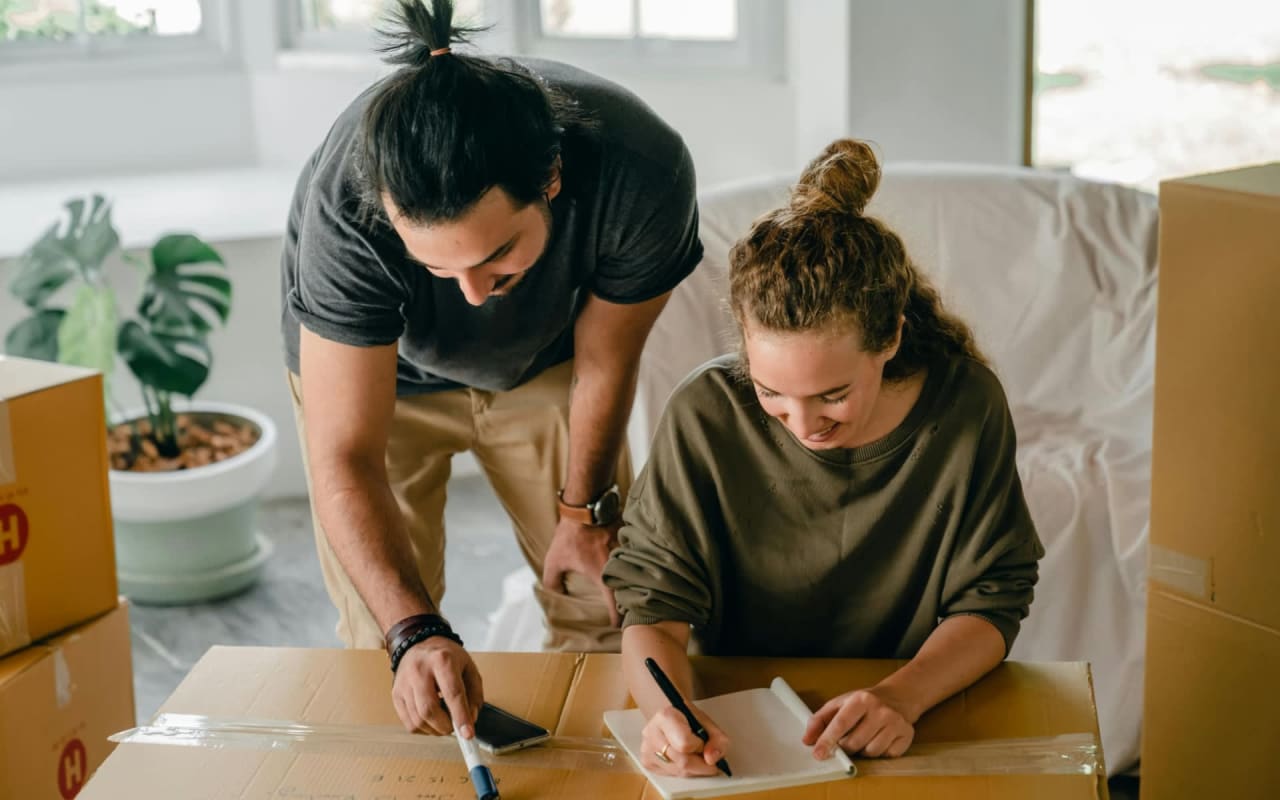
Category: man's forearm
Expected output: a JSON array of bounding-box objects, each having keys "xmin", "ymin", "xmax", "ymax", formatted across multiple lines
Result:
[
  {"xmin": 560, "ymin": 363, "xmax": 639, "ymax": 505},
  {"xmin": 314, "ymin": 465, "xmax": 437, "ymax": 633}
]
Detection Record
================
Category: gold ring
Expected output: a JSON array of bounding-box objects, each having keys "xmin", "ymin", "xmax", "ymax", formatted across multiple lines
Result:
[{"xmin": 655, "ymin": 744, "xmax": 671, "ymax": 764}]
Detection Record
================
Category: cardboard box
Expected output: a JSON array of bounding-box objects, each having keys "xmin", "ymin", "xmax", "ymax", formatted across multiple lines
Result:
[
  {"xmin": 0, "ymin": 601, "xmax": 135, "ymax": 800},
  {"xmin": 1144, "ymin": 163, "xmax": 1280, "ymax": 799},
  {"xmin": 83, "ymin": 648, "xmax": 1107, "ymax": 799},
  {"xmin": 0, "ymin": 356, "xmax": 118, "ymax": 657}
]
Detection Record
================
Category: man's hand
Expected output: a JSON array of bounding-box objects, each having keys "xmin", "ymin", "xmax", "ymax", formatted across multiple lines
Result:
[
  {"xmin": 391, "ymin": 636, "xmax": 484, "ymax": 737},
  {"xmin": 541, "ymin": 516, "xmax": 622, "ymax": 626}
]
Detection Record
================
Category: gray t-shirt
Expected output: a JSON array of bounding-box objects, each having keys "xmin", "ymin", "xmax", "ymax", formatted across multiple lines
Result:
[{"xmin": 280, "ymin": 58, "xmax": 703, "ymax": 395}]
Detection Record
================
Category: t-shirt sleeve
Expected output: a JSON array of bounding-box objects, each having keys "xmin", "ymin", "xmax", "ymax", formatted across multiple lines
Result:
[
  {"xmin": 590, "ymin": 143, "xmax": 704, "ymax": 304},
  {"xmin": 940, "ymin": 395, "xmax": 1045, "ymax": 656},
  {"xmin": 604, "ymin": 388, "xmax": 717, "ymax": 629},
  {"xmin": 288, "ymin": 187, "xmax": 407, "ymax": 348}
]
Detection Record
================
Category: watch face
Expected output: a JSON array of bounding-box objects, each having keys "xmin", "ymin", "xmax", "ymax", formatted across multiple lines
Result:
[{"xmin": 594, "ymin": 488, "xmax": 622, "ymax": 526}]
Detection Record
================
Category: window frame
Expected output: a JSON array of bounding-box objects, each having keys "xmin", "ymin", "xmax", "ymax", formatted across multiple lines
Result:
[
  {"xmin": 279, "ymin": 0, "xmax": 494, "ymax": 53},
  {"xmin": 279, "ymin": 0, "xmax": 784, "ymax": 80},
  {"xmin": 511, "ymin": 0, "xmax": 783, "ymax": 79},
  {"xmin": 0, "ymin": 0, "xmax": 237, "ymax": 73},
  {"xmin": 280, "ymin": 0, "xmax": 383, "ymax": 53}
]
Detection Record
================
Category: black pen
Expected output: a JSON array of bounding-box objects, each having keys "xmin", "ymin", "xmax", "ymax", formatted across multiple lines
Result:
[{"xmin": 643, "ymin": 657, "xmax": 733, "ymax": 777}]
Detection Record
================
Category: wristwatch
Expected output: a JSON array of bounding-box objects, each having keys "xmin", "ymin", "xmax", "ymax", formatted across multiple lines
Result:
[{"xmin": 557, "ymin": 484, "xmax": 622, "ymax": 527}]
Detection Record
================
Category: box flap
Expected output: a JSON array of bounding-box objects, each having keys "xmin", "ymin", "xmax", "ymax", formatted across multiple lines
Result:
[
  {"xmin": 1, "ymin": 601, "xmax": 133, "ymax": 800},
  {"xmin": 82, "ymin": 648, "xmax": 601, "ymax": 800},
  {"xmin": 1162, "ymin": 162, "xmax": 1280, "ymax": 200},
  {"xmin": 153, "ymin": 647, "xmax": 580, "ymax": 730},
  {"xmin": 562, "ymin": 656, "xmax": 1106, "ymax": 800},
  {"xmin": 0, "ymin": 643, "xmax": 46, "ymax": 688},
  {"xmin": 1, "ymin": 603, "xmax": 130, "ymax": 684},
  {"xmin": 0, "ymin": 356, "xmax": 100, "ymax": 402},
  {"xmin": 83, "ymin": 650, "xmax": 1106, "ymax": 800},
  {"xmin": 1144, "ymin": 590, "xmax": 1280, "ymax": 798},
  {"xmin": 565, "ymin": 655, "xmax": 1101, "ymax": 744}
]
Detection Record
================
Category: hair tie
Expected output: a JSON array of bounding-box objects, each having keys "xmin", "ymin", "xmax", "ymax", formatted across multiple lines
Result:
[{"xmin": 429, "ymin": 47, "xmax": 451, "ymax": 57}]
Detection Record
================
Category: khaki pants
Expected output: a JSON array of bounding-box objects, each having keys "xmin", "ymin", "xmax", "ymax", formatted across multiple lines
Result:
[{"xmin": 287, "ymin": 359, "xmax": 631, "ymax": 653}]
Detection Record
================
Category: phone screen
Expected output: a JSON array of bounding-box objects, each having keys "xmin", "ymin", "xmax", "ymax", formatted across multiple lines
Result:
[{"xmin": 474, "ymin": 703, "xmax": 550, "ymax": 752}]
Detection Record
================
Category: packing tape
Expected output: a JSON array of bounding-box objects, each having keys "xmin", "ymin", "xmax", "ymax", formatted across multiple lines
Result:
[
  {"xmin": 0, "ymin": 402, "xmax": 14, "ymax": 485},
  {"xmin": 112, "ymin": 714, "xmax": 632, "ymax": 773},
  {"xmin": 852, "ymin": 734, "xmax": 1099, "ymax": 777},
  {"xmin": 0, "ymin": 561, "xmax": 31, "ymax": 655},
  {"xmin": 1149, "ymin": 544, "xmax": 1211, "ymax": 600},
  {"xmin": 111, "ymin": 714, "xmax": 1100, "ymax": 777},
  {"xmin": 54, "ymin": 648, "xmax": 74, "ymax": 708}
]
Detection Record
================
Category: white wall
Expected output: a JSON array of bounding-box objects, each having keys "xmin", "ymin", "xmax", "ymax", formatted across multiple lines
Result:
[
  {"xmin": 0, "ymin": 69, "xmax": 256, "ymax": 183},
  {"xmin": 843, "ymin": 0, "xmax": 1029, "ymax": 165},
  {"xmin": 0, "ymin": 0, "xmax": 1029, "ymax": 499}
]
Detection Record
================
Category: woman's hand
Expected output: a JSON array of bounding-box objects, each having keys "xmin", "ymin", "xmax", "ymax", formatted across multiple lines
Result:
[
  {"xmin": 640, "ymin": 703, "xmax": 731, "ymax": 777},
  {"xmin": 803, "ymin": 685, "xmax": 916, "ymax": 759}
]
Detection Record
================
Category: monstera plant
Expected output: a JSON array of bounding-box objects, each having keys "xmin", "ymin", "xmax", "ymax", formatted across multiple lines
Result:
[
  {"xmin": 4, "ymin": 194, "xmax": 253, "ymax": 470},
  {"xmin": 5, "ymin": 194, "xmax": 279, "ymax": 604}
]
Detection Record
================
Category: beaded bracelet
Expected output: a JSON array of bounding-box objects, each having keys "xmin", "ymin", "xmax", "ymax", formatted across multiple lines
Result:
[
  {"xmin": 384, "ymin": 613, "xmax": 449, "ymax": 653},
  {"xmin": 388, "ymin": 621, "xmax": 464, "ymax": 673}
]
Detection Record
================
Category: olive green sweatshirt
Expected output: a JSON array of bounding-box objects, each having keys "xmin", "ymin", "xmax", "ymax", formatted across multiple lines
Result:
[{"xmin": 604, "ymin": 355, "xmax": 1043, "ymax": 659}]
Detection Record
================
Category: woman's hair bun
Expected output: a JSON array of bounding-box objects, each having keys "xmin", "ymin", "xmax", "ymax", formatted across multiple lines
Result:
[{"xmin": 789, "ymin": 138, "xmax": 881, "ymax": 217}]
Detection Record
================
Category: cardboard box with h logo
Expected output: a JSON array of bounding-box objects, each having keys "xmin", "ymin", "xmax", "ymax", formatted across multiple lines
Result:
[
  {"xmin": 1, "ymin": 356, "xmax": 135, "ymax": 798},
  {"xmin": 0, "ymin": 602, "xmax": 134, "ymax": 800},
  {"xmin": 0, "ymin": 356, "xmax": 118, "ymax": 657}
]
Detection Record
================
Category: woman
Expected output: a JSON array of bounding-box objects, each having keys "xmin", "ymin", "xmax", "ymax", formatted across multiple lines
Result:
[{"xmin": 602, "ymin": 139, "xmax": 1044, "ymax": 778}]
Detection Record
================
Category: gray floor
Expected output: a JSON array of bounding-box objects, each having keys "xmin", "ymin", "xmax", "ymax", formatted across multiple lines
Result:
[{"xmin": 128, "ymin": 475, "xmax": 524, "ymax": 722}]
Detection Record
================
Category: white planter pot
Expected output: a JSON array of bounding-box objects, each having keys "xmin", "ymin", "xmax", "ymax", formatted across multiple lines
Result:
[{"xmin": 109, "ymin": 401, "xmax": 278, "ymax": 605}]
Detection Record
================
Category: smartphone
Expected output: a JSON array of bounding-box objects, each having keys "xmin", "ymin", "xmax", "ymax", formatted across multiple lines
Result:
[{"xmin": 474, "ymin": 702, "xmax": 551, "ymax": 754}]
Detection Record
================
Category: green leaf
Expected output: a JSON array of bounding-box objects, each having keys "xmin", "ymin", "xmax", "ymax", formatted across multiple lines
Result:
[
  {"xmin": 72, "ymin": 195, "xmax": 120, "ymax": 275},
  {"xmin": 57, "ymin": 285, "xmax": 117, "ymax": 386},
  {"xmin": 1200, "ymin": 62, "xmax": 1280, "ymax": 91},
  {"xmin": 8, "ymin": 195, "xmax": 119, "ymax": 308},
  {"xmin": 10, "ymin": 222, "xmax": 78, "ymax": 309},
  {"xmin": 4, "ymin": 309, "xmax": 66, "ymax": 361},
  {"xmin": 117, "ymin": 320, "xmax": 212, "ymax": 397},
  {"xmin": 1034, "ymin": 71, "xmax": 1086, "ymax": 93},
  {"xmin": 139, "ymin": 234, "xmax": 230, "ymax": 335}
]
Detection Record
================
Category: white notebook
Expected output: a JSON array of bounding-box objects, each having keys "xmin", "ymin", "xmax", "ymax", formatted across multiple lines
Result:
[{"xmin": 604, "ymin": 677, "xmax": 857, "ymax": 800}]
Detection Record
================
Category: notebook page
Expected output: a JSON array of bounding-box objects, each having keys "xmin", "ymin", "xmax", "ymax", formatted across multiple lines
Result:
[{"xmin": 604, "ymin": 677, "xmax": 854, "ymax": 800}]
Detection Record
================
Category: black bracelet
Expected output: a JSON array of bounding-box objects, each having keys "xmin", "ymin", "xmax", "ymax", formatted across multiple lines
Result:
[
  {"xmin": 389, "ymin": 623, "xmax": 464, "ymax": 673},
  {"xmin": 384, "ymin": 613, "xmax": 450, "ymax": 653}
]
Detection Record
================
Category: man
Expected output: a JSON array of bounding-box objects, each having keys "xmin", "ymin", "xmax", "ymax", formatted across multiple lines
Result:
[{"xmin": 279, "ymin": 0, "xmax": 702, "ymax": 740}]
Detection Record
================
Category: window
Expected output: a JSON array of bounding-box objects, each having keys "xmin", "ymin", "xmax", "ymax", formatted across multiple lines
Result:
[
  {"xmin": 537, "ymin": 0, "xmax": 736, "ymax": 41},
  {"xmin": 287, "ymin": 0, "xmax": 780, "ymax": 78},
  {"xmin": 1032, "ymin": 0, "xmax": 1280, "ymax": 192},
  {"xmin": 0, "ymin": 0, "xmax": 228, "ymax": 61},
  {"xmin": 518, "ymin": 0, "xmax": 779, "ymax": 77},
  {"xmin": 289, "ymin": 0, "xmax": 486, "ymax": 50}
]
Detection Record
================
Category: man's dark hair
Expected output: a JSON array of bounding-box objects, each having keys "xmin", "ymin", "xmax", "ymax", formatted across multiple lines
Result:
[{"xmin": 358, "ymin": 0, "xmax": 587, "ymax": 225}]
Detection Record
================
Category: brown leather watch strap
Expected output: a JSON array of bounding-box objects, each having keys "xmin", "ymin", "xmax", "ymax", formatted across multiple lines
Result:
[{"xmin": 556, "ymin": 495, "xmax": 597, "ymax": 525}]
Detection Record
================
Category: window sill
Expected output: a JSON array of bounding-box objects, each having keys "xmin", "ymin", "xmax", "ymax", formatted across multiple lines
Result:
[
  {"xmin": 0, "ymin": 48, "xmax": 239, "ymax": 84},
  {"xmin": 275, "ymin": 48, "xmax": 389, "ymax": 74},
  {"xmin": 0, "ymin": 166, "xmax": 300, "ymax": 260}
]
